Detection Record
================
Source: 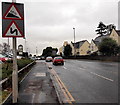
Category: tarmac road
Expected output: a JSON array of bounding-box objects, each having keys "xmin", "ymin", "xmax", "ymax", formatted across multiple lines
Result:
[{"xmin": 48, "ymin": 59, "xmax": 118, "ymax": 103}]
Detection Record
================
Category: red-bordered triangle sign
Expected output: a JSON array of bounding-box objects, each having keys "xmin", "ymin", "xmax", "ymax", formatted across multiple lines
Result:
[
  {"xmin": 3, "ymin": 21, "xmax": 24, "ymax": 37},
  {"xmin": 3, "ymin": 3, "xmax": 23, "ymax": 20}
]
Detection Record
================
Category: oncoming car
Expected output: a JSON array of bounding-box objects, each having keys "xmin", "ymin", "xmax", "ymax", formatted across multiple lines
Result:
[
  {"xmin": 46, "ymin": 56, "xmax": 53, "ymax": 62},
  {"xmin": 53, "ymin": 57, "xmax": 64, "ymax": 65}
]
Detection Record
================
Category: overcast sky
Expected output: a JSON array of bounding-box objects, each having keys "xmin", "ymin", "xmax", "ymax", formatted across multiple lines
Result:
[{"xmin": 0, "ymin": 0, "xmax": 119, "ymax": 55}]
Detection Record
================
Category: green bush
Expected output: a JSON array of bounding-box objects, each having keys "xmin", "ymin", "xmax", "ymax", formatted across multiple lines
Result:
[{"xmin": 1, "ymin": 58, "xmax": 33, "ymax": 80}]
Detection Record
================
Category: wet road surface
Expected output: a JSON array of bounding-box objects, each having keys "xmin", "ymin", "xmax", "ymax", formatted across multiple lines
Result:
[{"xmin": 48, "ymin": 59, "xmax": 118, "ymax": 103}]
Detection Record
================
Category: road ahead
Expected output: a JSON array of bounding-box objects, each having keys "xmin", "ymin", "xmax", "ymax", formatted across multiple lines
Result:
[{"xmin": 47, "ymin": 59, "xmax": 118, "ymax": 103}]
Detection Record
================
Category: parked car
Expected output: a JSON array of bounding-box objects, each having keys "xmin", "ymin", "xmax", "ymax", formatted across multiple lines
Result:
[
  {"xmin": 41, "ymin": 56, "xmax": 45, "ymax": 60},
  {"xmin": 46, "ymin": 56, "xmax": 53, "ymax": 62},
  {"xmin": 0, "ymin": 60, "xmax": 3, "ymax": 64},
  {"xmin": 53, "ymin": 57, "xmax": 64, "ymax": 65},
  {"xmin": 0, "ymin": 54, "xmax": 8, "ymax": 62},
  {"xmin": 17, "ymin": 56, "xmax": 22, "ymax": 59}
]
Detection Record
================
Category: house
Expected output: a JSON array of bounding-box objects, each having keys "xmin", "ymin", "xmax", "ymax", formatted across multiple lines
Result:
[
  {"xmin": 71, "ymin": 40, "xmax": 90, "ymax": 56},
  {"xmin": 59, "ymin": 41, "xmax": 69, "ymax": 56},
  {"xmin": 89, "ymin": 34, "xmax": 109, "ymax": 54},
  {"xmin": 59, "ymin": 46, "xmax": 64, "ymax": 55},
  {"xmin": 89, "ymin": 39, "xmax": 99, "ymax": 54},
  {"xmin": 89, "ymin": 28, "xmax": 120, "ymax": 54},
  {"xmin": 109, "ymin": 29, "xmax": 120, "ymax": 45}
]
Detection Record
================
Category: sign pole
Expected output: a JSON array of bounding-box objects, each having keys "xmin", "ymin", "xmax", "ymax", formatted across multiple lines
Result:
[
  {"xmin": 12, "ymin": 37, "xmax": 18, "ymax": 103},
  {"xmin": 2, "ymin": 0, "xmax": 24, "ymax": 102},
  {"xmin": 12, "ymin": 0, "xmax": 18, "ymax": 103}
]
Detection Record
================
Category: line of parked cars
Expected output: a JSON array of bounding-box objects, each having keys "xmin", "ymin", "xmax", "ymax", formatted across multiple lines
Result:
[
  {"xmin": 45, "ymin": 56, "xmax": 64, "ymax": 65},
  {"xmin": 0, "ymin": 53, "xmax": 22, "ymax": 63},
  {"xmin": 0, "ymin": 54, "xmax": 11, "ymax": 62}
]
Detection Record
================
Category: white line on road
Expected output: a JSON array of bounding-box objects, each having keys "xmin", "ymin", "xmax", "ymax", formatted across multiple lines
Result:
[
  {"xmin": 90, "ymin": 72, "xmax": 114, "ymax": 82},
  {"xmin": 32, "ymin": 93, "xmax": 35, "ymax": 103},
  {"xmin": 63, "ymin": 67, "xmax": 67, "ymax": 69},
  {"xmin": 79, "ymin": 68, "xmax": 86, "ymax": 71}
]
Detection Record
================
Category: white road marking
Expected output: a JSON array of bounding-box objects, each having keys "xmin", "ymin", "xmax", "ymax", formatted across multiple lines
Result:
[
  {"xmin": 90, "ymin": 72, "xmax": 114, "ymax": 82},
  {"xmin": 63, "ymin": 67, "xmax": 67, "ymax": 69},
  {"xmin": 32, "ymin": 93, "xmax": 35, "ymax": 103},
  {"xmin": 79, "ymin": 68, "xmax": 86, "ymax": 71},
  {"xmin": 34, "ymin": 73, "xmax": 46, "ymax": 77}
]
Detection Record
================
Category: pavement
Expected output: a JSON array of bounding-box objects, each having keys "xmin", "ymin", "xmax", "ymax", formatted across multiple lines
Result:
[{"xmin": 18, "ymin": 61, "xmax": 59, "ymax": 104}]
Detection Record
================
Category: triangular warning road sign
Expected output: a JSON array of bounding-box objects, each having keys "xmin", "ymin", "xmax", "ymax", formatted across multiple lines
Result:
[
  {"xmin": 3, "ymin": 3, "xmax": 23, "ymax": 20},
  {"xmin": 3, "ymin": 21, "xmax": 23, "ymax": 37}
]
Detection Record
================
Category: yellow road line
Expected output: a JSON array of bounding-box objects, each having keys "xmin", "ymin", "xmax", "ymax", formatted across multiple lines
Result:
[{"xmin": 51, "ymin": 69, "xmax": 75, "ymax": 103}]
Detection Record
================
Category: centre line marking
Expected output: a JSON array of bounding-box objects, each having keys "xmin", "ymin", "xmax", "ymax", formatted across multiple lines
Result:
[
  {"xmin": 32, "ymin": 93, "xmax": 35, "ymax": 103},
  {"xmin": 90, "ymin": 72, "xmax": 114, "ymax": 82},
  {"xmin": 63, "ymin": 67, "xmax": 67, "ymax": 69},
  {"xmin": 79, "ymin": 68, "xmax": 86, "ymax": 71}
]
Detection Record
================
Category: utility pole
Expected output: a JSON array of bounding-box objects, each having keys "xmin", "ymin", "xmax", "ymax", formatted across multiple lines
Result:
[
  {"xmin": 36, "ymin": 47, "xmax": 38, "ymax": 56},
  {"xmin": 12, "ymin": 0, "xmax": 18, "ymax": 103},
  {"xmin": 73, "ymin": 28, "xmax": 76, "ymax": 56}
]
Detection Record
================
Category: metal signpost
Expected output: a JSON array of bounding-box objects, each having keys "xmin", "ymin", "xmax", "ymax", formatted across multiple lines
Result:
[{"xmin": 2, "ymin": 0, "xmax": 24, "ymax": 103}]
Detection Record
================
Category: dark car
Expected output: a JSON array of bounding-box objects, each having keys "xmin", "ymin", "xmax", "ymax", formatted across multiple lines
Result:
[{"xmin": 53, "ymin": 57, "xmax": 64, "ymax": 65}]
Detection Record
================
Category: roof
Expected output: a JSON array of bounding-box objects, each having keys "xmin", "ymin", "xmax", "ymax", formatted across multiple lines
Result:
[
  {"xmin": 116, "ymin": 30, "xmax": 120, "ymax": 36},
  {"xmin": 72, "ymin": 40, "xmax": 87, "ymax": 48},
  {"xmin": 94, "ymin": 34, "xmax": 109, "ymax": 43},
  {"xmin": 92, "ymin": 39, "xmax": 100, "ymax": 47}
]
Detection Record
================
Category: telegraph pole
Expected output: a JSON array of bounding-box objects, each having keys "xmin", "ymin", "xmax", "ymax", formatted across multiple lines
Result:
[{"xmin": 12, "ymin": 0, "xmax": 18, "ymax": 103}]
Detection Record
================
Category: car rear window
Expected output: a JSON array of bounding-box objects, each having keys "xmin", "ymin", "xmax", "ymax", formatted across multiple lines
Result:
[{"xmin": 55, "ymin": 57, "xmax": 62, "ymax": 59}]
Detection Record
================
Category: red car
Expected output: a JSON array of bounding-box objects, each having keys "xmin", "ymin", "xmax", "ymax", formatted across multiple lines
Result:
[
  {"xmin": 0, "ymin": 54, "xmax": 7, "ymax": 62},
  {"xmin": 53, "ymin": 57, "xmax": 64, "ymax": 65}
]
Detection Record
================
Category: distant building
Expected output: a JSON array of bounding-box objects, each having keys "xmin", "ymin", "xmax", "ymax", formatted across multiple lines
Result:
[
  {"xmin": 59, "ymin": 41, "xmax": 69, "ymax": 56},
  {"xmin": 109, "ymin": 29, "xmax": 120, "ymax": 45},
  {"xmin": 89, "ymin": 28, "xmax": 120, "ymax": 54},
  {"xmin": 71, "ymin": 40, "xmax": 90, "ymax": 56},
  {"xmin": 89, "ymin": 39, "xmax": 99, "ymax": 54}
]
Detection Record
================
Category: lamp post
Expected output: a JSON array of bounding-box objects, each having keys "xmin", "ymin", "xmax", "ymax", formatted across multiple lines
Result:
[{"xmin": 73, "ymin": 27, "xmax": 76, "ymax": 56}]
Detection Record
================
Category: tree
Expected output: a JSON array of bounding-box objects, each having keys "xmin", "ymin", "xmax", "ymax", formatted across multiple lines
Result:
[
  {"xmin": 42, "ymin": 47, "xmax": 58, "ymax": 57},
  {"xmin": 99, "ymin": 38, "xmax": 118, "ymax": 56},
  {"xmin": 96, "ymin": 22, "xmax": 107, "ymax": 36},
  {"xmin": 2, "ymin": 43, "xmax": 10, "ymax": 55},
  {"xmin": 64, "ymin": 44, "xmax": 72, "ymax": 56},
  {"xmin": 42, "ymin": 47, "xmax": 52, "ymax": 57}
]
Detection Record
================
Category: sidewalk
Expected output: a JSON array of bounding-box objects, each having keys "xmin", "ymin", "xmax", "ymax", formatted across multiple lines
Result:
[{"xmin": 18, "ymin": 61, "xmax": 59, "ymax": 103}]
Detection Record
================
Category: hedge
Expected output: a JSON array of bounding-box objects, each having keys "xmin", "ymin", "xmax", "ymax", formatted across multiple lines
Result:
[{"xmin": 1, "ymin": 58, "xmax": 34, "ymax": 80}]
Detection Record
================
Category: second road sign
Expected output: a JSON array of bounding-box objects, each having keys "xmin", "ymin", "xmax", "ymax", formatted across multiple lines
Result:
[{"xmin": 2, "ymin": 2, "xmax": 24, "ymax": 37}]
